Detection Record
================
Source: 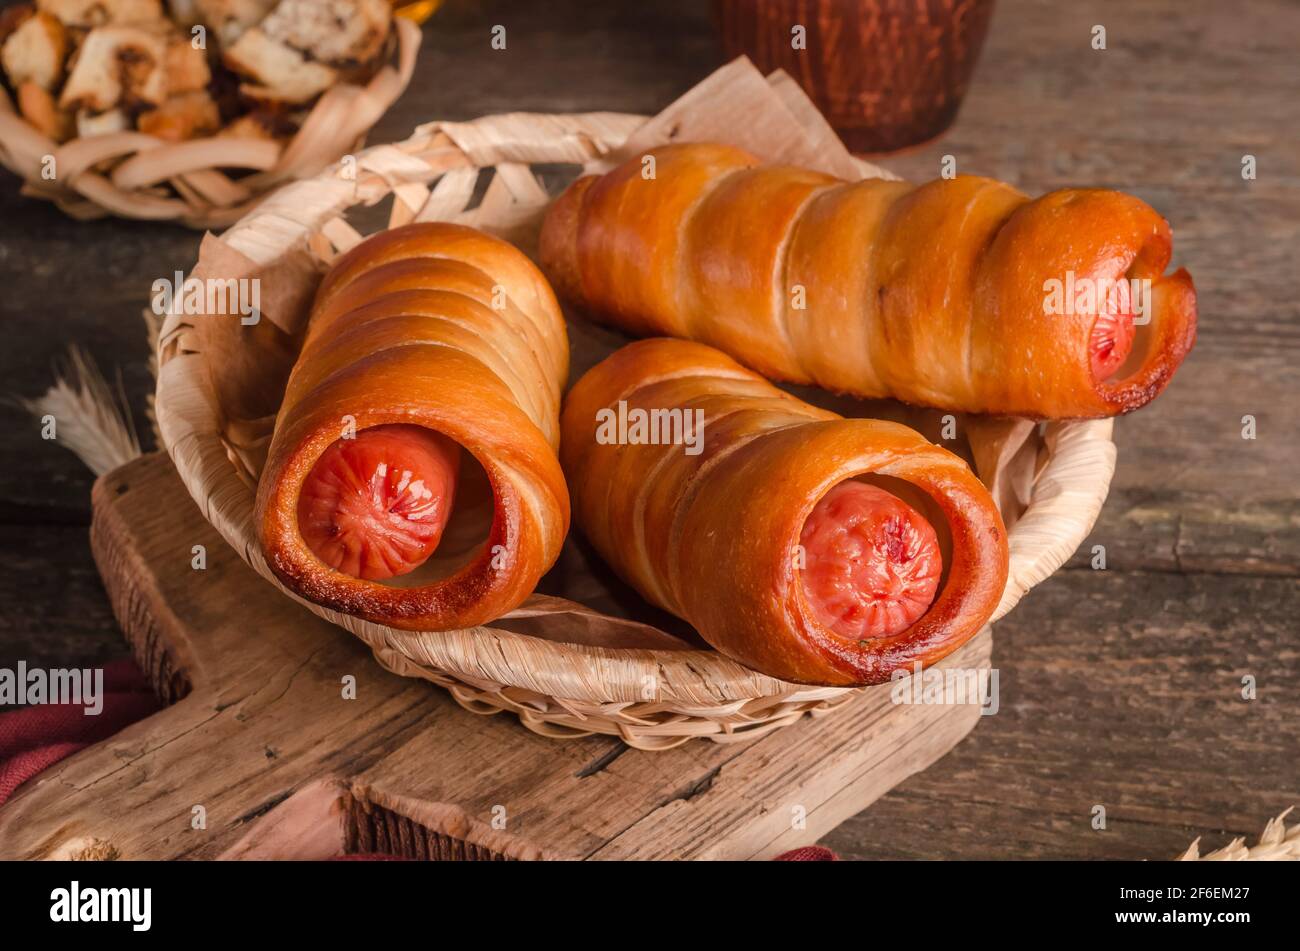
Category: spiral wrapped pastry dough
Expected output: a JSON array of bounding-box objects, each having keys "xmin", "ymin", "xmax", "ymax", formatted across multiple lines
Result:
[
  {"xmin": 561, "ymin": 337, "xmax": 1009, "ymax": 686},
  {"xmin": 541, "ymin": 142, "xmax": 1197, "ymax": 418},
  {"xmin": 256, "ymin": 222, "xmax": 570, "ymax": 630}
]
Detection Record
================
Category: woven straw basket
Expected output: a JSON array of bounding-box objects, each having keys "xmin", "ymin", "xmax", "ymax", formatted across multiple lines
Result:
[
  {"xmin": 0, "ymin": 20, "xmax": 419, "ymax": 228},
  {"xmin": 154, "ymin": 65, "xmax": 1117, "ymax": 750}
]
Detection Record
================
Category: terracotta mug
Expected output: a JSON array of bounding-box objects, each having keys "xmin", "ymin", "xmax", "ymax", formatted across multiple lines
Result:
[{"xmin": 716, "ymin": 0, "xmax": 996, "ymax": 154}]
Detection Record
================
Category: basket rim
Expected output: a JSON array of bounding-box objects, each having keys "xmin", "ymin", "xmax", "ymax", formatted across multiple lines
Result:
[{"xmin": 154, "ymin": 107, "xmax": 1117, "ymax": 707}]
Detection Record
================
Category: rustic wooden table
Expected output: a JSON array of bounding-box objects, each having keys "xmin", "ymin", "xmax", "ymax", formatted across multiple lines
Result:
[{"xmin": 1, "ymin": 0, "xmax": 1296, "ymax": 860}]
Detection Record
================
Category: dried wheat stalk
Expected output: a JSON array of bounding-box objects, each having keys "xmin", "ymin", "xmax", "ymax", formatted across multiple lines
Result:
[
  {"xmin": 1178, "ymin": 808, "xmax": 1300, "ymax": 861},
  {"xmin": 19, "ymin": 346, "xmax": 143, "ymax": 477}
]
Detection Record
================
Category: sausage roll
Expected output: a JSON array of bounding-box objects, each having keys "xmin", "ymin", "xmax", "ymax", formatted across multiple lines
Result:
[
  {"xmin": 560, "ymin": 337, "xmax": 1009, "ymax": 686},
  {"xmin": 256, "ymin": 222, "xmax": 570, "ymax": 630},
  {"xmin": 540, "ymin": 142, "xmax": 1197, "ymax": 418}
]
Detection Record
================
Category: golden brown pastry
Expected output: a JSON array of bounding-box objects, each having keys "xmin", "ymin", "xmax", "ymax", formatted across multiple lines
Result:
[
  {"xmin": 1, "ymin": 11, "xmax": 67, "ymax": 91},
  {"xmin": 541, "ymin": 143, "xmax": 1197, "ymax": 419},
  {"xmin": 561, "ymin": 337, "xmax": 1009, "ymax": 686},
  {"xmin": 256, "ymin": 222, "xmax": 570, "ymax": 631},
  {"xmin": 136, "ymin": 90, "xmax": 221, "ymax": 140}
]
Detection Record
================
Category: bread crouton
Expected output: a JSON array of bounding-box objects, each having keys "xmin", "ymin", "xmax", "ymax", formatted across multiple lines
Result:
[
  {"xmin": 2, "ymin": 11, "xmax": 69, "ymax": 90},
  {"xmin": 36, "ymin": 0, "xmax": 164, "ymax": 28},
  {"xmin": 75, "ymin": 105, "xmax": 131, "ymax": 136},
  {"xmin": 137, "ymin": 88, "xmax": 219, "ymax": 139},
  {"xmin": 193, "ymin": 0, "xmax": 275, "ymax": 46},
  {"xmin": 59, "ymin": 25, "xmax": 168, "ymax": 111},
  {"xmin": 17, "ymin": 79, "xmax": 74, "ymax": 140},
  {"xmin": 223, "ymin": 25, "xmax": 335, "ymax": 104},
  {"xmin": 216, "ymin": 108, "xmax": 296, "ymax": 141},
  {"xmin": 165, "ymin": 0, "xmax": 200, "ymax": 26},
  {"xmin": 164, "ymin": 32, "xmax": 210, "ymax": 93},
  {"xmin": 0, "ymin": 6, "xmax": 36, "ymax": 50},
  {"xmin": 259, "ymin": 0, "xmax": 389, "ymax": 67}
]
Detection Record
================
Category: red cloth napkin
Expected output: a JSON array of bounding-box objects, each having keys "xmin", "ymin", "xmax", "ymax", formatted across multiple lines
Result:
[
  {"xmin": 774, "ymin": 845, "xmax": 838, "ymax": 861},
  {"xmin": 0, "ymin": 656, "xmax": 838, "ymax": 859},
  {"xmin": 0, "ymin": 658, "xmax": 160, "ymax": 807}
]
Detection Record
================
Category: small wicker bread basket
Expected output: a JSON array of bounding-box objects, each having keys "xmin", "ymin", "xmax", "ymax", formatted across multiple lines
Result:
[
  {"xmin": 0, "ymin": 19, "xmax": 419, "ymax": 228},
  {"xmin": 154, "ymin": 62, "xmax": 1117, "ymax": 750}
]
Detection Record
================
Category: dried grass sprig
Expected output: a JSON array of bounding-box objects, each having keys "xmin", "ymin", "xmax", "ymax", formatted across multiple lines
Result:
[
  {"xmin": 1178, "ymin": 808, "xmax": 1300, "ymax": 861},
  {"xmin": 20, "ymin": 346, "xmax": 143, "ymax": 477}
]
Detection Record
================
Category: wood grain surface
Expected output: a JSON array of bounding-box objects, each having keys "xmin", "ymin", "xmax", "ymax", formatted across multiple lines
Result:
[{"xmin": 1, "ymin": 0, "xmax": 1297, "ymax": 859}]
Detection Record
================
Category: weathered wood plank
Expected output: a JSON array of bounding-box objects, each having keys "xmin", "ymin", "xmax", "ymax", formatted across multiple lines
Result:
[{"xmin": 826, "ymin": 565, "xmax": 1300, "ymax": 859}]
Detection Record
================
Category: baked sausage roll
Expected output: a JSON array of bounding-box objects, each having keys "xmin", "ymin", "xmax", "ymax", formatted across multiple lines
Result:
[
  {"xmin": 540, "ymin": 142, "xmax": 1197, "ymax": 418},
  {"xmin": 256, "ymin": 222, "xmax": 570, "ymax": 630},
  {"xmin": 560, "ymin": 337, "xmax": 1009, "ymax": 686}
]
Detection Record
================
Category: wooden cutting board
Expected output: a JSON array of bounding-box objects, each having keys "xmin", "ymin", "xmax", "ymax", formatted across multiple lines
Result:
[{"xmin": 0, "ymin": 452, "xmax": 991, "ymax": 860}]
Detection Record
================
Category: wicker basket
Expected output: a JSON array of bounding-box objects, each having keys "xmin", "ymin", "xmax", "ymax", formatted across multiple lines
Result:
[
  {"xmin": 154, "ymin": 62, "xmax": 1117, "ymax": 750},
  {"xmin": 0, "ymin": 19, "xmax": 419, "ymax": 228}
]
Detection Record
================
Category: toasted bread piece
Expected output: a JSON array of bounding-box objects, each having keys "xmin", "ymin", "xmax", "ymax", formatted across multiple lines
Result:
[
  {"xmin": 0, "ymin": 6, "xmax": 36, "ymax": 49},
  {"xmin": 137, "ymin": 88, "xmax": 219, "ymax": 140},
  {"xmin": 17, "ymin": 79, "xmax": 74, "ymax": 140},
  {"xmin": 2, "ymin": 11, "xmax": 68, "ymax": 90},
  {"xmin": 217, "ymin": 108, "xmax": 298, "ymax": 142},
  {"xmin": 194, "ymin": 0, "xmax": 274, "ymax": 46},
  {"xmin": 59, "ymin": 25, "xmax": 168, "ymax": 111},
  {"xmin": 164, "ymin": 32, "xmax": 210, "ymax": 93},
  {"xmin": 215, "ymin": 109, "xmax": 278, "ymax": 139},
  {"xmin": 165, "ymin": 0, "xmax": 200, "ymax": 26},
  {"xmin": 75, "ymin": 105, "xmax": 131, "ymax": 136},
  {"xmin": 223, "ymin": 26, "xmax": 335, "ymax": 104},
  {"xmin": 259, "ymin": 0, "xmax": 389, "ymax": 66},
  {"xmin": 36, "ymin": 0, "xmax": 164, "ymax": 28},
  {"xmin": 216, "ymin": 111, "xmax": 267, "ymax": 139}
]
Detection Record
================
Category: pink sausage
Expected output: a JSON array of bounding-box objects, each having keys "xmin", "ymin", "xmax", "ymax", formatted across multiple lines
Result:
[
  {"xmin": 1090, "ymin": 276, "xmax": 1137, "ymax": 381},
  {"xmin": 799, "ymin": 480, "xmax": 943, "ymax": 640},
  {"xmin": 297, "ymin": 424, "xmax": 460, "ymax": 580}
]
